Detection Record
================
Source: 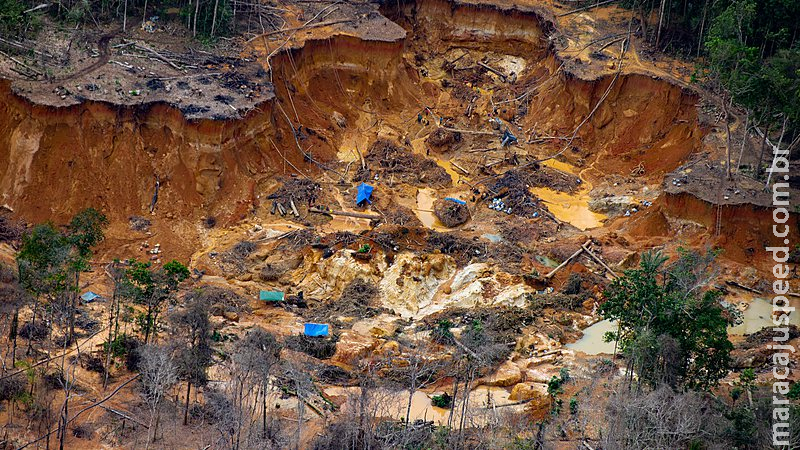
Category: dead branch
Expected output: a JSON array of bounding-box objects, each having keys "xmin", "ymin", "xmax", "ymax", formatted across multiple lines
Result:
[{"xmin": 308, "ymin": 207, "xmax": 380, "ymax": 220}]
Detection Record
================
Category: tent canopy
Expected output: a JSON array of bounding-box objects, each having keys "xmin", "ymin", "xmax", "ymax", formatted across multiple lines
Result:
[
  {"xmin": 260, "ymin": 290, "xmax": 285, "ymax": 301},
  {"xmin": 356, "ymin": 183, "xmax": 374, "ymax": 205},
  {"xmin": 304, "ymin": 323, "xmax": 329, "ymax": 337}
]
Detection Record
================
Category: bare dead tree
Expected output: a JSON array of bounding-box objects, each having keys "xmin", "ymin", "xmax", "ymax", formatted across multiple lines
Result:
[
  {"xmin": 603, "ymin": 384, "xmax": 715, "ymax": 449},
  {"xmin": 170, "ymin": 295, "xmax": 213, "ymax": 426},
  {"xmin": 232, "ymin": 327, "xmax": 282, "ymax": 441},
  {"xmin": 138, "ymin": 343, "xmax": 178, "ymax": 449}
]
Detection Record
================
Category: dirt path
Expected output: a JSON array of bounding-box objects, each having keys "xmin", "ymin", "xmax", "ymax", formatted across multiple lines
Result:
[{"xmin": 53, "ymin": 29, "xmax": 120, "ymax": 83}]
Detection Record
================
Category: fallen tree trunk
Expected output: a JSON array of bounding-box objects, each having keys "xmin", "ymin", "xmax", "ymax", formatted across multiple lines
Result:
[
  {"xmin": 309, "ymin": 207, "xmax": 380, "ymax": 220},
  {"xmin": 581, "ymin": 244, "xmax": 618, "ymax": 278},
  {"xmin": 544, "ymin": 240, "xmax": 591, "ymax": 279}
]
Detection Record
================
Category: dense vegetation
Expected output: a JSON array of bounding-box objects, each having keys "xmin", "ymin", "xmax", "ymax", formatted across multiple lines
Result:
[
  {"xmin": 601, "ymin": 249, "xmax": 732, "ymax": 390},
  {"xmin": 0, "ymin": 0, "xmax": 236, "ymax": 38},
  {"xmin": 624, "ymin": 0, "xmax": 800, "ymax": 148}
]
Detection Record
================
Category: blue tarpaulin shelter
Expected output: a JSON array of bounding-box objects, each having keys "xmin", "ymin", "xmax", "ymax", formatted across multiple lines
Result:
[
  {"xmin": 444, "ymin": 197, "xmax": 466, "ymax": 205},
  {"xmin": 356, "ymin": 183, "xmax": 374, "ymax": 205},
  {"xmin": 304, "ymin": 323, "xmax": 329, "ymax": 337},
  {"xmin": 260, "ymin": 290, "xmax": 285, "ymax": 302},
  {"xmin": 80, "ymin": 291, "xmax": 101, "ymax": 302}
]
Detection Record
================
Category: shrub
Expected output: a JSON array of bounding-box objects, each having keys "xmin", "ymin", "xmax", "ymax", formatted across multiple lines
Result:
[
  {"xmin": 432, "ymin": 392, "xmax": 452, "ymax": 408},
  {"xmin": 285, "ymin": 334, "xmax": 338, "ymax": 359}
]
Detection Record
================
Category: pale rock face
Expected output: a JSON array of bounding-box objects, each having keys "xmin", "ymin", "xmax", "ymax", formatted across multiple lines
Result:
[
  {"xmin": 379, "ymin": 253, "xmax": 457, "ymax": 318},
  {"xmin": 378, "ymin": 255, "xmax": 534, "ymax": 319},
  {"xmin": 351, "ymin": 314, "xmax": 400, "ymax": 338},
  {"xmin": 304, "ymin": 251, "xmax": 385, "ymax": 299}
]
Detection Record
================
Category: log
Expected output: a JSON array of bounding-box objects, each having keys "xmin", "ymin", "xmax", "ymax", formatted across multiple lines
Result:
[
  {"xmin": 99, "ymin": 405, "xmax": 149, "ymax": 428},
  {"xmin": 478, "ymin": 61, "xmax": 507, "ymax": 81},
  {"xmin": 451, "ymin": 160, "xmax": 471, "ymax": 175},
  {"xmin": 442, "ymin": 126, "xmax": 496, "ymax": 136},
  {"xmin": 289, "ymin": 199, "xmax": 300, "ymax": 217},
  {"xmin": 129, "ymin": 42, "xmax": 182, "ymax": 71},
  {"xmin": 309, "ymin": 207, "xmax": 380, "ymax": 220},
  {"xmin": 245, "ymin": 18, "xmax": 352, "ymax": 43},
  {"xmin": 0, "ymin": 49, "xmax": 43, "ymax": 76},
  {"xmin": 544, "ymin": 240, "xmax": 590, "ymax": 279},
  {"xmin": 558, "ymin": 0, "xmax": 617, "ymax": 17},
  {"xmin": 725, "ymin": 280, "xmax": 762, "ymax": 295},
  {"xmin": 581, "ymin": 244, "xmax": 618, "ymax": 278},
  {"xmin": 23, "ymin": 3, "xmax": 50, "ymax": 14}
]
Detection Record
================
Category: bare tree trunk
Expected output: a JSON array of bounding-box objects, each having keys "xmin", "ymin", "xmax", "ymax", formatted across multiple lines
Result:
[
  {"xmin": 68, "ymin": 271, "xmax": 78, "ymax": 344},
  {"xmin": 184, "ymin": 381, "xmax": 191, "ymax": 425},
  {"xmin": 122, "ymin": 0, "xmax": 127, "ymax": 31},
  {"xmin": 697, "ymin": 0, "xmax": 709, "ymax": 57},
  {"xmin": 723, "ymin": 98, "xmax": 733, "ymax": 180},
  {"xmin": 294, "ymin": 377, "xmax": 304, "ymax": 450},
  {"xmin": 211, "ymin": 0, "xmax": 220, "ymax": 36},
  {"xmin": 26, "ymin": 300, "xmax": 38, "ymax": 356},
  {"xmin": 736, "ymin": 112, "xmax": 749, "ymax": 174},
  {"xmin": 262, "ymin": 385, "xmax": 268, "ymax": 438},
  {"xmin": 656, "ymin": 0, "xmax": 667, "ymax": 48},
  {"xmin": 405, "ymin": 378, "xmax": 415, "ymax": 426},
  {"xmin": 59, "ymin": 394, "xmax": 68, "ymax": 450},
  {"xmin": 765, "ymin": 115, "xmax": 788, "ymax": 187},
  {"xmin": 103, "ymin": 284, "xmax": 116, "ymax": 389},
  {"xmin": 757, "ymin": 122, "xmax": 771, "ymax": 177},
  {"xmin": 142, "ymin": 0, "xmax": 148, "ymax": 26},
  {"xmin": 10, "ymin": 309, "xmax": 18, "ymax": 367},
  {"xmin": 447, "ymin": 372, "xmax": 459, "ymax": 430},
  {"xmin": 193, "ymin": 0, "xmax": 200, "ymax": 37}
]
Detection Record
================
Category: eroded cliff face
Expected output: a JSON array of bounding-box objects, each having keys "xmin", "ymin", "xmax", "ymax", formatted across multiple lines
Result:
[
  {"xmin": 0, "ymin": 0, "xmax": 759, "ymax": 258},
  {"xmin": 0, "ymin": 80, "xmax": 292, "ymax": 224}
]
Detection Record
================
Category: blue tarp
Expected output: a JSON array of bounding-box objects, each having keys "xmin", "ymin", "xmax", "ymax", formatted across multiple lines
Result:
[
  {"xmin": 356, "ymin": 183, "xmax": 374, "ymax": 205},
  {"xmin": 444, "ymin": 197, "xmax": 466, "ymax": 205},
  {"xmin": 81, "ymin": 291, "xmax": 100, "ymax": 302},
  {"xmin": 500, "ymin": 129, "xmax": 518, "ymax": 147},
  {"xmin": 304, "ymin": 323, "xmax": 329, "ymax": 337}
]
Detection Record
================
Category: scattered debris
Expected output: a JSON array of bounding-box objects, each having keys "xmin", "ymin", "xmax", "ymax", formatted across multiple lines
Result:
[{"xmin": 365, "ymin": 139, "xmax": 452, "ymax": 188}]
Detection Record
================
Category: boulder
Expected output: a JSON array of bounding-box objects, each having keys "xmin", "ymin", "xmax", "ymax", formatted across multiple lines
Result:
[
  {"xmin": 509, "ymin": 382, "xmax": 546, "ymax": 401},
  {"xmin": 331, "ymin": 331, "xmax": 379, "ymax": 366},
  {"xmin": 483, "ymin": 361, "xmax": 522, "ymax": 387},
  {"xmin": 588, "ymin": 196, "xmax": 635, "ymax": 215},
  {"xmin": 525, "ymin": 392, "xmax": 552, "ymax": 421}
]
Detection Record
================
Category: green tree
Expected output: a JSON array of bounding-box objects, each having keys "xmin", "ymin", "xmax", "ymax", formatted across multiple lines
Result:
[
  {"xmin": 64, "ymin": 208, "xmax": 108, "ymax": 343},
  {"xmin": 16, "ymin": 223, "xmax": 70, "ymax": 353},
  {"xmin": 601, "ymin": 249, "xmax": 732, "ymax": 390},
  {"xmin": 125, "ymin": 259, "xmax": 189, "ymax": 344}
]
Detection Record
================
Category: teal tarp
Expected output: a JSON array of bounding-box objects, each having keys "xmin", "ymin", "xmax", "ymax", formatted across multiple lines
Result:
[
  {"xmin": 304, "ymin": 323, "xmax": 329, "ymax": 337},
  {"xmin": 260, "ymin": 290, "xmax": 285, "ymax": 301},
  {"xmin": 81, "ymin": 291, "xmax": 100, "ymax": 302}
]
